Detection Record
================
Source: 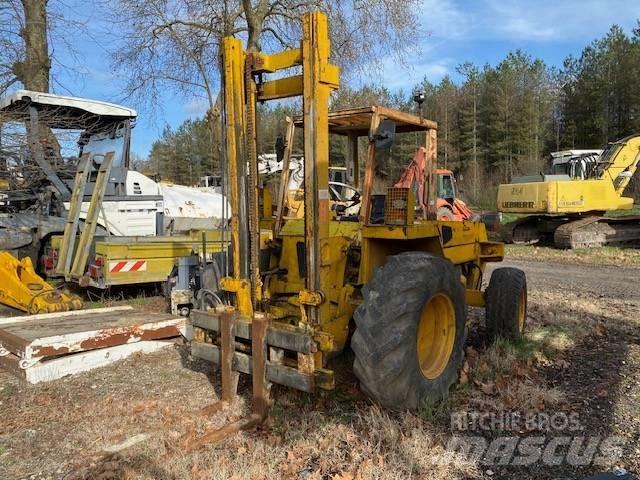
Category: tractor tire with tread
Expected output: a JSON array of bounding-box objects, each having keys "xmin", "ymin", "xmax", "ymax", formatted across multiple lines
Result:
[
  {"xmin": 485, "ymin": 267, "xmax": 527, "ymax": 341},
  {"xmin": 352, "ymin": 252, "xmax": 467, "ymax": 410}
]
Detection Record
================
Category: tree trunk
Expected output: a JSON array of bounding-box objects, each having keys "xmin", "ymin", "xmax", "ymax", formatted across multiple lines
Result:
[
  {"xmin": 472, "ymin": 86, "xmax": 478, "ymax": 200},
  {"xmin": 243, "ymin": 0, "xmax": 269, "ymax": 53},
  {"xmin": 15, "ymin": 0, "xmax": 51, "ymax": 92}
]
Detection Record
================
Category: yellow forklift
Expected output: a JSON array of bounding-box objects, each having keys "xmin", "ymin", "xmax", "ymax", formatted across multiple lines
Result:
[{"xmin": 187, "ymin": 11, "xmax": 526, "ymax": 444}]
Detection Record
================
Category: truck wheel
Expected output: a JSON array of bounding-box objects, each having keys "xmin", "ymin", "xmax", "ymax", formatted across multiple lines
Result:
[
  {"xmin": 352, "ymin": 252, "xmax": 467, "ymax": 410},
  {"xmin": 485, "ymin": 267, "xmax": 527, "ymax": 340},
  {"xmin": 437, "ymin": 206, "xmax": 455, "ymax": 221}
]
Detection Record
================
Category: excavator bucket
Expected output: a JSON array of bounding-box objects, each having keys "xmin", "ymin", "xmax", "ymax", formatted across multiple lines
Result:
[{"xmin": 0, "ymin": 251, "xmax": 83, "ymax": 314}]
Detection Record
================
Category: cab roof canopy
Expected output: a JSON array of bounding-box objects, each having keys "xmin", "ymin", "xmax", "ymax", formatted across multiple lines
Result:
[
  {"xmin": 294, "ymin": 105, "xmax": 438, "ymax": 136},
  {"xmin": 0, "ymin": 90, "xmax": 137, "ymax": 130}
]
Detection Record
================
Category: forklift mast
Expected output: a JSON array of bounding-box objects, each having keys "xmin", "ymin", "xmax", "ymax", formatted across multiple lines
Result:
[{"xmin": 221, "ymin": 12, "xmax": 339, "ymax": 323}]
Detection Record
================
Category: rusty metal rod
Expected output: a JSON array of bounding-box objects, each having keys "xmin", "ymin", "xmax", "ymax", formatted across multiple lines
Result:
[
  {"xmin": 182, "ymin": 413, "xmax": 262, "ymax": 452},
  {"xmin": 219, "ymin": 312, "xmax": 237, "ymax": 402}
]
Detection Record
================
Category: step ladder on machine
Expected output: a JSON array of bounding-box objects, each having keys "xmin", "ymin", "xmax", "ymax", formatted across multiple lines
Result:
[{"xmin": 55, "ymin": 152, "xmax": 114, "ymax": 281}]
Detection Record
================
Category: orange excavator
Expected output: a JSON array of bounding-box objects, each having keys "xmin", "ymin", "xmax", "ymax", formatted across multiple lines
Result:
[{"xmin": 394, "ymin": 148, "xmax": 474, "ymax": 221}]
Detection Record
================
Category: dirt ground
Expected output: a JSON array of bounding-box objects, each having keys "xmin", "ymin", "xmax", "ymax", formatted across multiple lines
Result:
[{"xmin": 1, "ymin": 246, "xmax": 639, "ymax": 480}]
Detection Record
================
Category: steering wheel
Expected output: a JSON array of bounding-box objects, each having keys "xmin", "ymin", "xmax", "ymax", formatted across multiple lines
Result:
[{"xmin": 328, "ymin": 181, "xmax": 361, "ymax": 206}]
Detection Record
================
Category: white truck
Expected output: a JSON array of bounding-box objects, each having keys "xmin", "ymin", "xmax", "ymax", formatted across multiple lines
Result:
[{"xmin": 0, "ymin": 90, "xmax": 229, "ymax": 286}]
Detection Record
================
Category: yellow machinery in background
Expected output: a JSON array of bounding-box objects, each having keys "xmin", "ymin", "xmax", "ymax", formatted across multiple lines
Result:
[
  {"xmin": 498, "ymin": 134, "xmax": 640, "ymax": 248},
  {"xmin": 186, "ymin": 11, "xmax": 527, "ymax": 447},
  {"xmin": 0, "ymin": 251, "xmax": 82, "ymax": 314}
]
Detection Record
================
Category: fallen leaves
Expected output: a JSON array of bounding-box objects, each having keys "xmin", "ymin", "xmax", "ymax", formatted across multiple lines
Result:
[
  {"xmin": 478, "ymin": 381, "xmax": 496, "ymax": 396},
  {"xmin": 594, "ymin": 322, "xmax": 608, "ymax": 337},
  {"xmin": 331, "ymin": 472, "xmax": 354, "ymax": 480}
]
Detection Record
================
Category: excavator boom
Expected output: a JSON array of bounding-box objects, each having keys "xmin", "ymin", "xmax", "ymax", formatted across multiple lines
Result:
[
  {"xmin": 0, "ymin": 251, "xmax": 82, "ymax": 313},
  {"xmin": 595, "ymin": 134, "xmax": 640, "ymax": 195}
]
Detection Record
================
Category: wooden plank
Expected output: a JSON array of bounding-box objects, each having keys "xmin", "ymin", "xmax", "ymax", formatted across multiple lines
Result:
[
  {"xmin": 27, "ymin": 317, "xmax": 182, "ymax": 358},
  {"xmin": 0, "ymin": 341, "xmax": 173, "ymax": 384},
  {"xmin": 296, "ymin": 106, "xmax": 439, "ymax": 132},
  {"xmin": 425, "ymin": 128, "xmax": 438, "ymax": 220},
  {"xmin": 0, "ymin": 312, "xmax": 184, "ymax": 359},
  {"xmin": 359, "ymin": 112, "xmax": 381, "ymax": 224},
  {"xmin": 0, "ymin": 328, "xmax": 29, "ymax": 357},
  {"xmin": 0, "ymin": 306, "xmax": 134, "ymax": 326},
  {"xmin": 0, "ymin": 312, "xmax": 178, "ymax": 339},
  {"xmin": 376, "ymin": 106, "xmax": 438, "ymax": 130}
]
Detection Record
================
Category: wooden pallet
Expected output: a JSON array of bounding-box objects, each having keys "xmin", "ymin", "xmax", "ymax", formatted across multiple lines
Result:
[{"xmin": 0, "ymin": 306, "xmax": 185, "ymax": 383}]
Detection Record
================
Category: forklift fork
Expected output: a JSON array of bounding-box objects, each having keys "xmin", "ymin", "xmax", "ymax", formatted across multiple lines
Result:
[{"xmin": 182, "ymin": 313, "xmax": 271, "ymax": 451}]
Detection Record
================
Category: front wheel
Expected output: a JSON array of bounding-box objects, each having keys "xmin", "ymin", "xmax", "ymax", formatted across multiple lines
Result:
[{"xmin": 352, "ymin": 252, "xmax": 467, "ymax": 410}]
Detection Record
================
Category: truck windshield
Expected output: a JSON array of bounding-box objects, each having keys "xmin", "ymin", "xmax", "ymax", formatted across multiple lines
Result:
[{"xmin": 81, "ymin": 122, "xmax": 129, "ymax": 169}]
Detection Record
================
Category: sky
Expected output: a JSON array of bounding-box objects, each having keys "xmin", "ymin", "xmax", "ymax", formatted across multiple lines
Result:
[{"xmin": 47, "ymin": 0, "xmax": 640, "ymax": 157}]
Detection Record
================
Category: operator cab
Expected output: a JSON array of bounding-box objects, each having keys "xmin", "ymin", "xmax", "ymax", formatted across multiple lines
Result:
[
  {"xmin": 288, "ymin": 106, "xmax": 441, "ymax": 225},
  {"xmin": 550, "ymin": 150, "xmax": 601, "ymax": 180},
  {"xmin": 437, "ymin": 170, "xmax": 456, "ymax": 203}
]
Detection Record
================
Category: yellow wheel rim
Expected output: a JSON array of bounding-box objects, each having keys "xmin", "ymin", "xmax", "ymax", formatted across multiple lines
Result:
[
  {"xmin": 517, "ymin": 289, "xmax": 526, "ymax": 332},
  {"xmin": 416, "ymin": 293, "xmax": 456, "ymax": 380}
]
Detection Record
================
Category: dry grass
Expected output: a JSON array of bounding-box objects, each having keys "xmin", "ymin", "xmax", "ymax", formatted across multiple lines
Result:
[
  {"xmin": 82, "ymin": 287, "xmax": 168, "ymax": 313},
  {"xmin": 0, "ymin": 344, "xmax": 481, "ymax": 480},
  {"xmin": 0, "ymin": 351, "xmax": 486, "ymax": 480},
  {"xmin": 2, "ymin": 273, "xmax": 638, "ymax": 479}
]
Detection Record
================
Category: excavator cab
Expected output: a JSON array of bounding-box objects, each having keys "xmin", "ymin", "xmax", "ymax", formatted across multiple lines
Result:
[{"xmin": 437, "ymin": 170, "xmax": 456, "ymax": 201}]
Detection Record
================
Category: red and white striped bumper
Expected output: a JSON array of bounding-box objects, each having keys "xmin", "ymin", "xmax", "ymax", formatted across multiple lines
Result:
[{"xmin": 108, "ymin": 260, "xmax": 148, "ymax": 273}]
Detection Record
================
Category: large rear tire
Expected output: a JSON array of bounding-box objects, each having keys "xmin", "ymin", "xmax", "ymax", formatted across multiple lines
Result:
[{"xmin": 352, "ymin": 252, "xmax": 467, "ymax": 410}]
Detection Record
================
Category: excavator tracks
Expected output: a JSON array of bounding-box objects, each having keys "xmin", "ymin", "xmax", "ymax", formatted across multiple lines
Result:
[
  {"xmin": 554, "ymin": 216, "xmax": 640, "ymax": 249},
  {"xmin": 501, "ymin": 215, "xmax": 567, "ymax": 245},
  {"xmin": 501, "ymin": 217, "xmax": 543, "ymax": 244}
]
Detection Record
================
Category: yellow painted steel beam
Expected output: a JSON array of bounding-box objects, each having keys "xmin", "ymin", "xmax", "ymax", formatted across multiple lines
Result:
[
  {"xmin": 257, "ymin": 64, "xmax": 338, "ymax": 102},
  {"xmin": 301, "ymin": 12, "xmax": 339, "ymax": 329},
  {"xmin": 465, "ymin": 289, "xmax": 485, "ymax": 307},
  {"xmin": 253, "ymin": 48, "xmax": 302, "ymax": 73},
  {"xmin": 222, "ymin": 37, "xmax": 243, "ymax": 282},
  {"xmin": 222, "ymin": 36, "xmax": 253, "ymax": 317},
  {"xmin": 258, "ymin": 76, "xmax": 303, "ymax": 101}
]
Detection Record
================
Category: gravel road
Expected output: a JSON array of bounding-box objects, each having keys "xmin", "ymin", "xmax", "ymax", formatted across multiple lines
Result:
[{"xmin": 488, "ymin": 259, "xmax": 640, "ymax": 302}]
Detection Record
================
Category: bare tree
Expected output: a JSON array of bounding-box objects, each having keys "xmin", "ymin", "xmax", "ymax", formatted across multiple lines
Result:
[
  {"xmin": 107, "ymin": 0, "xmax": 421, "ymax": 114},
  {"xmin": 0, "ymin": 0, "xmax": 88, "ymax": 95},
  {"xmin": 0, "ymin": 0, "xmax": 48, "ymax": 93}
]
